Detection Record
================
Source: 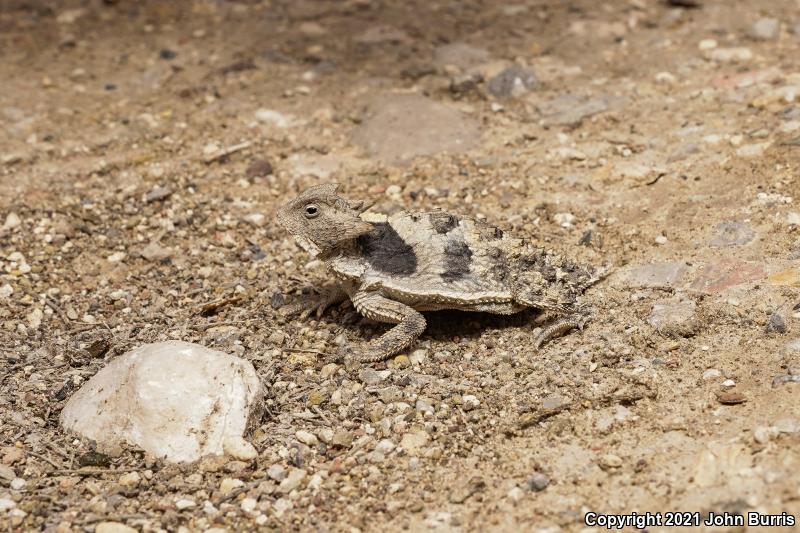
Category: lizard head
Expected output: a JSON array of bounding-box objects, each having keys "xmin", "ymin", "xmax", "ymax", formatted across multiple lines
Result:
[{"xmin": 276, "ymin": 183, "xmax": 373, "ymax": 256}]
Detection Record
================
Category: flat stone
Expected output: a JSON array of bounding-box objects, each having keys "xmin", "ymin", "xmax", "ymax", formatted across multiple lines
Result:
[
  {"xmin": 708, "ymin": 221, "xmax": 755, "ymax": 246},
  {"xmin": 433, "ymin": 43, "xmax": 490, "ymax": 69},
  {"xmin": 351, "ymin": 94, "xmax": 480, "ymax": 166},
  {"xmin": 691, "ymin": 260, "xmax": 765, "ymax": 293},
  {"xmin": 749, "ymin": 18, "xmax": 780, "ymax": 40},
  {"xmin": 766, "ymin": 313, "xmax": 787, "ymax": 334},
  {"xmin": 95, "ymin": 523, "xmax": 137, "ymax": 533},
  {"xmin": 707, "ymin": 47, "xmax": 753, "ymax": 63},
  {"xmin": 400, "ymin": 429, "xmax": 429, "ymax": 455},
  {"xmin": 278, "ymin": 468, "xmax": 306, "ymax": 493},
  {"xmin": 648, "ymin": 297, "xmax": 698, "ymax": 337},
  {"xmin": 537, "ymin": 94, "xmax": 628, "ymax": 127},
  {"xmin": 614, "ymin": 262, "xmax": 688, "ymax": 288},
  {"xmin": 144, "ymin": 186, "xmax": 172, "ymax": 203},
  {"xmin": 736, "ymin": 142, "xmax": 771, "ymax": 158},
  {"xmin": 0, "ymin": 498, "xmax": 16, "ymax": 513},
  {"xmin": 140, "ymin": 242, "xmax": 173, "ymax": 262},
  {"xmin": 768, "ymin": 268, "xmax": 800, "ymax": 287},
  {"xmin": 60, "ymin": 341, "xmax": 263, "ymax": 463},
  {"xmin": 245, "ymin": 159, "xmax": 273, "ymax": 178},
  {"xmin": 359, "ymin": 368, "xmax": 389, "ymax": 386},
  {"xmin": 255, "ymin": 109, "xmax": 294, "ymax": 128},
  {"xmin": 541, "ymin": 394, "xmax": 567, "ymax": 410},
  {"xmin": 487, "ymin": 65, "xmax": 538, "ymax": 99}
]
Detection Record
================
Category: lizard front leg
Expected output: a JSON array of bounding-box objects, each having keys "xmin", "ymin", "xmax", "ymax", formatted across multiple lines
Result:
[
  {"xmin": 533, "ymin": 306, "xmax": 592, "ymax": 349},
  {"xmin": 349, "ymin": 291, "xmax": 426, "ymax": 363},
  {"xmin": 282, "ymin": 285, "xmax": 349, "ymax": 320}
]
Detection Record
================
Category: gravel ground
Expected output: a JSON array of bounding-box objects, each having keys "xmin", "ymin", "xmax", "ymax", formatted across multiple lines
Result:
[{"xmin": 2, "ymin": 0, "xmax": 800, "ymax": 531}]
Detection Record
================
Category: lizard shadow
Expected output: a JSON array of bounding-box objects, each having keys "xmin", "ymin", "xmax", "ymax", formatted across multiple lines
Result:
[
  {"xmin": 327, "ymin": 304, "xmax": 542, "ymax": 345},
  {"xmin": 423, "ymin": 308, "xmax": 542, "ymax": 344}
]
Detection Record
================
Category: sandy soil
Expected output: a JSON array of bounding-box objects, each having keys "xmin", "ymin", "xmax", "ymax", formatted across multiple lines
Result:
[{"xmin": 2, "ymin": 0, "xmax": 800, "ymax": 531}]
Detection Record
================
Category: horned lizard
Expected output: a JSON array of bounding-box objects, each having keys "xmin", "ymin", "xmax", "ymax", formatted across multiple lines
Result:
[{"xmin": 277, "ymin": 183, "xmax": 605, "ymax": 363}]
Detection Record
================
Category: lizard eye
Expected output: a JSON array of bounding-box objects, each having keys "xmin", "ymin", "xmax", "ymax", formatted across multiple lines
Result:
[{"xmin": 304, "ymin": 204, "xmax": 320, "ymax": 219}]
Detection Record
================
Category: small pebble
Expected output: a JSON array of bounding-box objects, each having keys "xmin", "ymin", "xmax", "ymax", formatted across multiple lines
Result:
[
  {"xmin": 527, "ymin": 473, "xmax": 550, "ymax": 491},
  {"xmin": 267, "ymin": 464, "xmax": 286, "ymax": 482},
  {"xmin": 175, "ymin": 499, "xmax": 196, "ymax": 510},
  {"xmin": 295, "ymin": 430, "xmax": 318, "ymax": 446}
]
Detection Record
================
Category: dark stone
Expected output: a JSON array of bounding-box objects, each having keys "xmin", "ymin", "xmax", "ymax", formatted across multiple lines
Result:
[
  {"xmin": 450, "ymin": 73, "xmax": 483, "ymax": 97},
  {"xmin": 358, "ymin": 223, "xmax": 417, "ymax": 275},
  {"xmin": 159, "ymin": 49, "xmax": 177, "ymax": 60},
  {"xmin": 145, "ymin": 186, "xmax": 173, "ymax": 203},
  {"xmin": 246, "ymin": 159, "xmax": 273, "ymax": 178},
  {"xmin": 78, "ymin": 451, "xmax": 111, "ymax": 467},
  {"xmin": 767, "ymin": 313, "xmax": 787, "ymax": 334},
  {"xmin": 488, "ymin": 65, "xmax": 538, "ymax": 99},
  {"xmin": 441, "ymin": 239, "xmax": 473, "ymax": 281},
  {"xmin": 430, "ymin": 212, "xmax": 458, "ymax": 234},
  {"xmin": 527, "ymin": 473, "xmax": 550, "ymax": 491},
  {"xmin": 53, "ymin": 380, "xmax": 75, "ymax": 401}
]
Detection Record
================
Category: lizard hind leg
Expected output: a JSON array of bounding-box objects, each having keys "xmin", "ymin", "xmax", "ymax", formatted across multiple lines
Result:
[{"xmin": 350, "ymin": 291, "xmax": 427, "ymax": 363}]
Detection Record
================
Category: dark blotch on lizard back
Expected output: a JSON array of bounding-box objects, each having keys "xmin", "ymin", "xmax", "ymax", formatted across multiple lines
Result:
[
  {"xmin": 441, "ymin": 238, "xmax": 473, "ymax": 281},
  {"xmin": 430, "ymin": 212, "xmax": 458, "ymax": 234},
  {"xmin": 357, "ymin": 222, "xmax": 417, "ymax": 275}
]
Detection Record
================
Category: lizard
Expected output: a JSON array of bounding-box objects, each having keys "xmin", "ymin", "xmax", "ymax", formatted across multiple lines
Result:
[{"xmin": 276, "ymin": 183, "xmax": 606, "ymax": 363}]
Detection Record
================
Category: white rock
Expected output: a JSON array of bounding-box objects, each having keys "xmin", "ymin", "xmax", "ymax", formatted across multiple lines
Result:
[
  {"xmin": 267, "ymin": 464, "xmax": 286, "ymax": 481},
  {"xmin": 0, "ymin": 284, "xmax": 12, "ymax": 299},
  {"xmin": 295, "ymin": 430, "xmax": 318, "ymax": 446},
  {"xmin": 702, "ymin": 368, "xmax": 722, "ymax": 380},
  {"xmin": 722, "ymin": 379, "xmax": 736, "ymax": 388},
  {"xmin": 375, "ymin": 439, "xmax": 396, "ymax": 454},
  {"xmin": 175, "ymin": 498, "xmax": 196, "ymax": 510},
  {"xmin": 749, "ymin": 18, "xmax": 780, "ymax": 40},
  {"xmin": 60, "ymin": 341, "xmax": 263, "ymax": 463},
  {"xmin": 9, "ymin": 478, "xmax": 24, "ymax": 491},
  {"xmin": 255, "ymin": 109, "xmax": 293, "ymax": 128},
  {"xmin": 95, "ymin": 523, "xmax": 137, "ymax": 533},
  {"xmin": 107, "ymin": 251, "xmax": 126, "ymax": 263},
  {"xmin": 400, "ymin": 429, "xmax": 429, "ymax": 455},
  {"xmin": 707, "ymin": 47, "xmax": 753, "ymax": 63},
  {"xmin": 736, "ymin": 142, "xmax": 771, "ymax": 158},
  {"xmin": 409, "ymin": 349, "xmax": 427, "ymax": 365},
  {"xmin": 654, "ymin": 235, "xmax": 668, "ymax": 245},
  {"xmin": 240, "ymin": 497, "xmax": 258, "ymax": 513},
  {"xmin": 27, "ymin": 308, "xmax": 43, "ymax": 330},
  {"xmin": 753, "ymin": 426, "xmax": 776, "ymax": 444},
  {"xmin": 698, "ymin": 39, "xmax": 718, "ymax": 51},
  {"xmin": 278, "ymin": 468, "xmax": 306, "ymax": 493},
  {"xmin": 0, "ymin": 498, "xmax": 15, "ymax": 513},
  {"xmin": 462, "ymin": 395, "xmax": 480, "ymax": 411},
  {"xmin": 655, "ymin": 71, "xmax": 677, "ymax": 85},
  {"xmin": 507, "ymin": 486, "xmax": 524, "ymax": 503},
  {"xmin": 2, "ymin": 212, "xmax": 21, "ymax": 231},
  {"xmin": 220, "ymin": 478, "xmax": 245, "ymax": 495},
  {"xmin": 317, "ymin": 427, "xmax": 334, "ymax": 444},
  {"xmin": 118, "ymin": 472, "xmax": 141, "ymax": 487},
  {"xmin": 223, "ymin": 435, "xmax": 258, "ymax": 461},
  {"xmin": 779, "ymin": 120, "xmax": 800, "ymax": 134},
  {"xmin": 243, "ymin": 213, "xmax": 267, "ymax": 227},
  {"xmin": 553, "ymin": 212, "xmax": 575, "ymax": 228}
]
